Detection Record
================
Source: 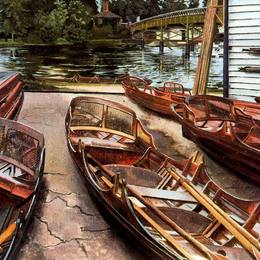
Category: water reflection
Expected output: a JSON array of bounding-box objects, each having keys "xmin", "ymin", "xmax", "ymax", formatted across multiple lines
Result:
[{"xmin": 0, "ymin": 45, "xmax": 223, "ymax": 89}]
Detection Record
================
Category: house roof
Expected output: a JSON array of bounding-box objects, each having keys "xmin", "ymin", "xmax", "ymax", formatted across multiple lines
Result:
[{"xmin": 94, "ymin": 11, "xmax": 121, "ymax": 19}]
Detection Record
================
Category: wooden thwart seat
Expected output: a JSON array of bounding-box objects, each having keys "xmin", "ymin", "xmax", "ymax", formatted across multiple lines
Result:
[
  {"xmin": 128, "ymin": 185, "xmax": 197, "ymax": 204},
  {"xmin": 73, "ymin": 137, "xmax": 139, "ymax": 153}
]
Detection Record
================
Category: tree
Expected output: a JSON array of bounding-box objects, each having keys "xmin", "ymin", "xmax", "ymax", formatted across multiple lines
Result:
[
  {"xmin": 111, "ymin": 0, "xmax": 150, "ymax": 22},
  {"xmin": 64, "ymin": 0, "xmax": 92, "ymax": 43},
  {"xmin": 188, "ymin": 0, "xmax": 199, "ymax": 8},
  {"xmin": 0, "ymin": 0, "xmax": 30, "ymax": 40},
  {"xmin": 38, "ymin": 0, "xmax": 68, "ymax": 42},
  {"xmin": 81, "ymin": 0, "xmax": 98, "ymax": 13},
  {"xmin": 202, "ymin": 0, "xmax": 208, "ymax": 7},
  {"xmin": 146, "ymin": 0, "xmax": 161, "ymax": 17},
  {"xmin": 160, "ymin": 0, "xmax": 188, "ymax": 13}
]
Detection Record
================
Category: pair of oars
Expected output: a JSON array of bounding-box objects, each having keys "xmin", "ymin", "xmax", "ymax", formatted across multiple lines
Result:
[
  {"xmin": 100, "ymin": 174, "xmax": 223, "ymax": 260},
  {"xmin": 83, "ymin": 150, "xmax": 258, "ymax": 258},
  {"xmin": 84, "ymin": 151, "xmax": 228, "ymax": 259},
  {"xmin": 166, "ymin": 167, "xmax": 260, "ymax": 257}
]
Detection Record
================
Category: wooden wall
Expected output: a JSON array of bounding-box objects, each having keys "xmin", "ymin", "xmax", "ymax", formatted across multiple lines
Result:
[{"xmin": 228, "ymin": 0, "xmax": 260, "ymax": 101}]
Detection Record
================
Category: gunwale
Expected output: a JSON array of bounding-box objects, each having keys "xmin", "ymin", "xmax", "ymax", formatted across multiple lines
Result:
[
  {"xmin": 66, "ymin": 96, "xmax": 259, "ymax": 259},
  {"xmin": 0, "ymin": 118, "xmax": 45, "ymax": 260},
  {"xmin": 0, "ymin": 72, "xmax": 24, "ymax": 121},
  {"xmin": 122, "ymin": 76, "xmax": 190, "ymax": 118},
  {"xmin": 171, "ymin": 95, "xmax": 260, "ymax": 183}
]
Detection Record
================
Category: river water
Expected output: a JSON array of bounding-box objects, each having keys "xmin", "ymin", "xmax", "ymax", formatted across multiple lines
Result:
[{"xmin": 0, "ymin": 44, "xmax": 223, "ymax": 89}]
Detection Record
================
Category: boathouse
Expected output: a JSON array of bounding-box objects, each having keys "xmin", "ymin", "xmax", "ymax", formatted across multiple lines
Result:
[
  {"xmin": 92, "ymin": 0, "xmax": 122, "ymax": 33},
  {"xmin": 224, "ymin": 0, "xmax": 260, "ymax": 101}
]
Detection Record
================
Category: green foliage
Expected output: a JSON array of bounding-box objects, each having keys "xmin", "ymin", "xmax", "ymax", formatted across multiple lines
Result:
[
  {"xmin": 188, "ymin": 0, "xmax": 199, "ymax": 8},
  {"xmin": 110, "ymin": 0, "xmax": 189, "ymax": 22},
  {"xmin": 81, "ymin": 0, "xmax": 98, "ymax": 13},
  {"xmin": 0, "ymin": 0, "xmax": 95, "ymax": 44},
  {"xmin": 0, "ymin": 0, "xmax": 30, "ymax": 39},
  {"xmin": 110, "ymin": 0, "xmax": 151, "ymax": 22},
  {"xmin": 38, "ymin": 0, "xmax": 68, "ymax": 42},
  {"xmin": 160, "ymin": 0, "xmax": 188, "ymax": 13},
  {"xmin": 203, "ymin": 0, "xmax": 209, "ymax": 7},
  {"xmin": 0, "ymin": 0, "xmax": 199, "ymax": 43},
  {"xmin": 64, "ymin": 0, "xmax": 91, "ymax": 43}
]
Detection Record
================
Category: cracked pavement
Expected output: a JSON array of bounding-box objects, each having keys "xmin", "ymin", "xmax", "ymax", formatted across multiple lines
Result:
[{"xmin": 17, "ymin": 92, "xmax": 260, "ymax": 260}]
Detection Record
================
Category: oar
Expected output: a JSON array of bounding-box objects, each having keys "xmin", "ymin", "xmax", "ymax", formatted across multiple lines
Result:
[
  {"xmin": 128, "ymin": 185, "xmax": 227, "ymax": 260},
  {"xmin": 0, "ymin": 221, "xmax": 17, "ymax": 253},
  {"xmin": 168, "ymin": 167, "xmax": 260, "ymax": 255},
  {"xmin": 132, "ymin": 202, "xmax": 202, "ymax": 260},
  {"xmin": 100, "ymin": 175, "xmax": 204, "ymax": 260},
  {"xmin": 99, "ymin": 170, "xmax": 226, "ymax": 260},
  {"xmin": 82, "ymin": 151, "xmax": 255, "ymax": 256}
]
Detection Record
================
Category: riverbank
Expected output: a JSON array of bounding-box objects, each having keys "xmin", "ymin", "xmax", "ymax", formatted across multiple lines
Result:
[
  {"xmin": 0, "ymin": 38, "xmax": 137, "ymax": 48},
  {"xmin": 24, "ymin": 79, "xmax": 222, "ymax": 95}
]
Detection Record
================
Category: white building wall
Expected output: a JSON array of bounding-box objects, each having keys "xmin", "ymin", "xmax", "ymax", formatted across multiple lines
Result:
[{"xmin": 228, "ymin": 0, "xmax": 260, "ymax": 101}]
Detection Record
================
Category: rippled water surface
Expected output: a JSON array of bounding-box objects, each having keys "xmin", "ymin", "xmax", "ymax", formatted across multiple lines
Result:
[{"xmin": 0, "ymin": 45, "xmax": 223, "ymax": 89}]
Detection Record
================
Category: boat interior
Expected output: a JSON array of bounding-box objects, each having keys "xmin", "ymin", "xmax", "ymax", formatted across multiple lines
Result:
[
  {"xmin": 179, "ymin": 96, "xmax": 260, "ymax": 149},
  {"xmin": 67, "ymin": 98, "xmax": 260, "ymax": 259},
  {"xmin": 0, "ymin": 119, "xmax": 44, "ymax": 256},
  {"xmin": 122, "ymin": 76, "xmax": 190, "ymax": 99}
]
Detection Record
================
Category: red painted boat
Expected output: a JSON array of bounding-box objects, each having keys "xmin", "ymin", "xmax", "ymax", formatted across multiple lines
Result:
[
  {"xmin": 122, "ymin": 76, "xmax": 191, "ymax": 119},
  {"xmin": 66, "ymin": 97, "xmax": 259, "ymax": 259},
  {"xmin": 0, "ymin": 72, "xmax": 24, "ymax": 120},
  {"xmin": 172, "ymin": 95, "xmax": 260, "ymax": 183},
  {"xmin": 35, "ymin": 73, "xmax": 128, "ymax": 84},
  {"xmin": 0, "ymin": 118, "xmax": 45, "ymax": 259}
]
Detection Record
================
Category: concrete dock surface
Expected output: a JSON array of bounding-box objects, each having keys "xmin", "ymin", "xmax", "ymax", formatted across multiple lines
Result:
[{"xmin": 17, "ymin": 92, "xmax": 260, "ymax": 260}]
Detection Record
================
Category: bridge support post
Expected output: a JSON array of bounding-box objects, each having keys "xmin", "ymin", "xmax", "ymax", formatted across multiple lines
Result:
[
  {"xmin": 159, "ymin": 27, "xmax": 164, "ymax": 54},
  {"xmin": 141, "ymin": 32, "xmax": 145, "ymax": 49},
  {"xmin": 190, "ymin": 26, "xmax": 195, "ymax": 51},
  {"xmin": 185, "ymin": 23, "xmax": 190, "ymax": 58}
]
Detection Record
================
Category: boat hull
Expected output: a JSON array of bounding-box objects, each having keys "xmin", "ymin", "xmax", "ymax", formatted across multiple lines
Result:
[
  {"xmin": 69, "ymin": 150, "xmax": 175, "ymax": 260},
  {"xmin": 0, "ymin": 119, "xmax": 45, "ymax": 260},
  {"xmin": 0, "ymin": 72, "xmax": 24, "ymax": 120},
  {"xmin": 182, "ymin": 122, "xmax": 260, "ymax": 183},
  {"xmin": 123, "ymin": 86, "xmax": 177, "ymax": 117}
]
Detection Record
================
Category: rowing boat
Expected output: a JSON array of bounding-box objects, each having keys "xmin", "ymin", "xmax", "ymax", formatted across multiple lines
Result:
[
  {"xmin": 0, "ymin": 72, "xmax": 24, "ymax": 120},
  {"xmin": 0, "ymin": 118, "xmax": 45, "ymax": 259},
  {"xmin": 35, "ymin": 73, "xmax": 128, "ymax": 84},
  {"xmin": 172, "ymin": 95, "xmax": 260, "ymax": 183},
  {"xmin": 66, "ymin": 97, "xmax": 259, "ymax": 259},
  {"xmin": 122, "ymin": 76, "xmax": 190, "ymax": 119}
]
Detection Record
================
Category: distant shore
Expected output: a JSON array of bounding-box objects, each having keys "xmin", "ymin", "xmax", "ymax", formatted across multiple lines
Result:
[{"xmin": 0, "ymin": 38, "xmax": 138, "ymax": 48}]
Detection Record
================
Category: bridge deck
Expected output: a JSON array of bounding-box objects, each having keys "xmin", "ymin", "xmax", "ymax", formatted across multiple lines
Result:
[{"xmin": 131, "ymin": 7, "xmax": 223, "ymax": 32}]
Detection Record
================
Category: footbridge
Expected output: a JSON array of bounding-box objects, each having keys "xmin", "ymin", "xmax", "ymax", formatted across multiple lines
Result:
[
  {"xmin": 130, "ymin": 7, "xmax": 223, "ymax": 55},
  {"xmin": 131, "ymin": 7, "xmax": 223, "ymax": 33}
]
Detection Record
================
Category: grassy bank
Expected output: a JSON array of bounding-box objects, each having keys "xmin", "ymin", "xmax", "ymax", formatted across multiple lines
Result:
[
  {"xmin": 0, "ymin": 38, "xmax": 137, "ymax": 49},
  {"xmin": 0, "ymin": 38, "xmax": 73, "ymax": 48},
  {"xmin": 0, "ymin": 40, "xmax": 25, "ymax": 47},
  {"xmin": 86, "ymin": 38, "xmax": 123, "ymax": 47}
]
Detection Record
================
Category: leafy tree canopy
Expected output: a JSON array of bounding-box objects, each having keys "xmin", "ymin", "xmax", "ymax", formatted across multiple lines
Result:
[
  {"xmin": 0, "ymin": 0, "xmax": 97, "ymax": 42},
  {"xmin": 110, "ymin": 0, "xmax": 194, "ymax": 22},
  {"xmin": 0, "ymin": 0, "xmax": 199, "ymax": 42}
]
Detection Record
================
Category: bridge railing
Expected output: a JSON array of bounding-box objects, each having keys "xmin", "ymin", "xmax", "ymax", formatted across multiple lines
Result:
[{"xmin": 132, "ymin": 7, "xmax": 206, "ymax": 27}]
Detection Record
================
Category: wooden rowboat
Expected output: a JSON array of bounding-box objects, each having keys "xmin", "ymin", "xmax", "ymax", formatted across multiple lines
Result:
[
  {"xmin": 0, "ymin": 72, "xmax": 24, "ymax": 120},
  {"xmin": 66, "ymin": 97, "xmax": 259, "ymax": 259},
  {"xmin": 172, "ymin": 95, "xmax": 260, "ymax": 183},
  {"xmin": 122, "ymin": 76, "xmax": 191, "ymax": 119},
  {"xmin": 35, "ymin": 73, "xmax": 128, "ymax": 84},
  {"xmin": 0, "ymin": 118, "xmax": 45, "ymax": 259}
]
